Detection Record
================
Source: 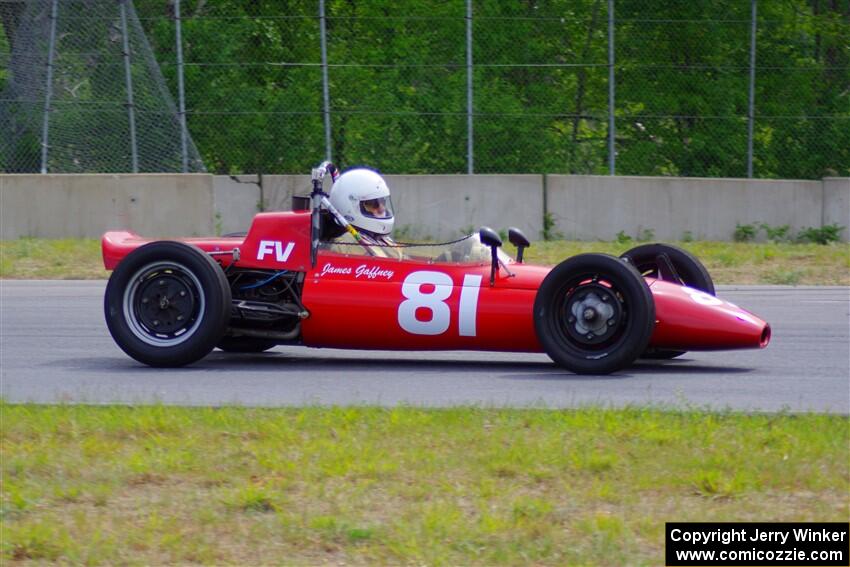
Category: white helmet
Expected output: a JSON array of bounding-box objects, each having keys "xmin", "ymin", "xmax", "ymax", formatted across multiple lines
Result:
[{"xmin": 329, "ymin": 168, "xmax": 394, "ymax": 236}]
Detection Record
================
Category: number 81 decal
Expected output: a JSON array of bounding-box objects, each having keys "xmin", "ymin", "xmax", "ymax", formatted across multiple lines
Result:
[{"xmin": 398, "ymin": 271, "xmax": 482, "ymax": 336}]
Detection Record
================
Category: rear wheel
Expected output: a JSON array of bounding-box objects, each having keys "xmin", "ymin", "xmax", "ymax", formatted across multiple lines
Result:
[
  {"xmin": 104, "ymin": 241, "xmax": 231, "ymax": 367},
  {"xmin": 217, "ymin": 336, "xmax": 278, "ymax": 353},
  {"xmin": 621, "ymin": 243, "xmax": 714, "ymax": 360},
  {"xmin": 620, "ymin": 243, "xmax": 714, "ymax": 294},
  {"xmin": 533, "ymin": 254, "xmax": 655, "ymax": 374}
]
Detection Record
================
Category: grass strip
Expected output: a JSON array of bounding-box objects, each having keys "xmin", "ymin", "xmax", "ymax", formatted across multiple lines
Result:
[
  {"xmin": 0, "ymin": 239, "xmax": 108, "ymax": 280},
  {"xmin": 2, "ymin": 404, "xmax": 847, "ymax": 565},
  {"xmin": 1, "ymin": 237, "xmax": 848, "ymax": 285},
  {"xmin": 528, "ymin": 241, "xmax": 850, "ymax": 286}
]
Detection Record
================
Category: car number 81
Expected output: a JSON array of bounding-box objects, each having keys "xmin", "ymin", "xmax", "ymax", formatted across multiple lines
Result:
[{"xmin": 398, "ymin": 271, "xmax": 482, "ymax": 337}]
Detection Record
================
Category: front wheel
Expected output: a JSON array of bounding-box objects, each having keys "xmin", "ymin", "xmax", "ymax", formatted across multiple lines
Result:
[
  {"xmin": 104, "ymin": 241, "xmax": 231, "ymax": 367},
  {"xmin": 533, "ymin": 254, "xmax": 655, "ymax": 374}
]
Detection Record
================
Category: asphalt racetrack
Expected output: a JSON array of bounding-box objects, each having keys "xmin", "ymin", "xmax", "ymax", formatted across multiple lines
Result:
[{"xmin": 1, "ymin": 281, "xmax": 848, "ymax": 413}]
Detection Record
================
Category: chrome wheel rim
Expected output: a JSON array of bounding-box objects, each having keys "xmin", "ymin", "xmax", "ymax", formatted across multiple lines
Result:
[{"xmin": 122, "ymin": 261, "xmax": 205, "ymax": 347}]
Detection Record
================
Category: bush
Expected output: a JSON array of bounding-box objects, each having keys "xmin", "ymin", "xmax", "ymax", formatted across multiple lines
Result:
[
  {"xmin": 760, "ymin": 223, "xmax": 791, "ymax": 243},
  {"xmin": 734, "ymin": 223, "xmax": 758, "ymax": 242},
  {"xmin": 637, "ymin": 228, "xmax": 655, "ymax": 242},
  {"xmin": 615, "ymin": 228, "xmax": 654, "ymax": 244},
  {"xmin": 796, "ymin": 224, "xmax": 845, "ymax": 245}
]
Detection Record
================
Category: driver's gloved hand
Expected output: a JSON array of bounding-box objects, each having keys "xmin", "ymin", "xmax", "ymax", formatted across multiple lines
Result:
[{"xmin": 326, "ymin": 163, "xmax": 339, "ymax": 181}]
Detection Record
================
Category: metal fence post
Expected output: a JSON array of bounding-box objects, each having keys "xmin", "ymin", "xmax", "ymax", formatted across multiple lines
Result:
[
  {"xmin": 607, "ymin": 0, "xmax": 615, "ymax": 175},
  {"xmin": 40, "ymin": 0, "xmax": 59, "ymax": 174},
  {"xmin": 319, "ymin": 0, "xmax": 332, "ymax": 161},
  {"xmin": 119, "ymin": 0, "xmax": 138, "ymax": 172},
  {"xmin": 746, "ymin": 0, "xmax": 757, "ymax": 178},
  {"xmin": 174, "ymin": 0, "xmax": 188, "ymax": 172},
  {"xmin": 466, "ymin": 0, "xmax": 473, "ymax": 175}
]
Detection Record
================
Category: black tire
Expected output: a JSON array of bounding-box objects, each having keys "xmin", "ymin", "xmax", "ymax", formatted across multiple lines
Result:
[
  {"xmin": 104, "ymin": 241, "xmax": 231, "ymax": 367},
  {"xmin": 217, "ymin": 336, "xmax": 278, "ymax": 353},
  {"xmin": 620, "ymin": 243, "xmax": 715, "ymax": 295},
  {"xmin": 621, "ymin": 244, "xmax": 713, "ymax": 361},
  {"xmin": 533, "ymin": 253, "xmax": 655, "ymax": 374}
]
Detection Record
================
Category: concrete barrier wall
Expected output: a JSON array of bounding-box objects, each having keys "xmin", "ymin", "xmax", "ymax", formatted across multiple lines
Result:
[
  {"xmin": 212, "ymin": 175, "xmax": 260, "ymax": 235},
  {"xmin": 213, "ymin": 174, "xmax": 544, "ymax": 241},
  {"xmin": 212, "ymin": 174, "xmax": 312, "ymax": 234},
  {"xmin": 546, "ymin": 175, "xmax": 831, "ymax": 241},
  {"xmin": 1, "ymin": 174, "xmax": 214, "ymax": 239},
  {"xmin": 386, "ymin": 175, "xmax": 543, "ymax": 240},
  {"xmin": 3, "ymin": 173, "xmax": 848, "ymax": 241},
  {"xmin": 823, "ymin": 177, "xmax": 850, "ymax": 234}
]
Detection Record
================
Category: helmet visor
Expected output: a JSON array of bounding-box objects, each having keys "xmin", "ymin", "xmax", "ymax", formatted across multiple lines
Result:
[{"xmin": 359, "ymin": 196, "xmax": 394, "ymax": 220}]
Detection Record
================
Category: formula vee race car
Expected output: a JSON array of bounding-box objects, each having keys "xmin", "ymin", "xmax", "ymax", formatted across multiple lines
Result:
[{"xmin": 102, "ymin": 163, "xmax": 770, "ymax": 375}]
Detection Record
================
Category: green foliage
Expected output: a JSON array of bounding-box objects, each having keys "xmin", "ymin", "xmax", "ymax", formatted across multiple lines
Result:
[
  {"xmin": 796, "ymin": 223, "xmax": 845, "ymax": 245},
  {"xmin": 681, "ymin": 230, "xmax": 694, "ymax": 242},
  {"xmin": 759, "ymin": 223, "xmax": 791, "ymax": 243},
  {"xmin": 636, "ymin": 227, "xmax": 655, "ymax": 242},
  {"xmin": 734, "ymin": 222, "xmax": 844, "ymax": 245},
  {"xmin": 734, "ymin": 223, "xmax": 758, "ymax": 242},
  {"xmin": 615, "ymin": 227, "xmax": 654, "ymax": 243},
  {"xmin": 0, "ymin": 20, "xmax": 9, "ymax": 93},
  {"xmin": 541, "ymin": 212, "xmax": 562, "ymax": 241},
  {"xmin": 123, "ymin": 1, "xmax": 850, "ymax": 177}
]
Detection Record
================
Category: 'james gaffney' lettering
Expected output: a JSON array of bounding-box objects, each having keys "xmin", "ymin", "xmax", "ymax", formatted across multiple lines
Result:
[
  {"xmin": 355, "ymin": 265, "xmax": 395, "ymax": 280},
  {"xmin": 320, "ymin": 263, "xmax": 352, "ymax": 276},
  {"xmin": 318, "ymin": 262, "xmax": 394, "ymax": 280},
  {"xmin": 257, "ymin": 240, "xmax": 295, "ymax": 262}
]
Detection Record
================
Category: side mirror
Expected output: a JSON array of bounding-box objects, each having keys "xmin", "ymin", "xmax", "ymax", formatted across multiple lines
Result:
[
  {"xmin": 479, "ymin": 226, "xmax": 502, "ymax": 248},
  {"xmin": 508, "ymin": 227, "xmax": 530, "ymax": 263},
  {"xmin": 479, "ymin": 226, "xmax": 502, "ymax": 286}
]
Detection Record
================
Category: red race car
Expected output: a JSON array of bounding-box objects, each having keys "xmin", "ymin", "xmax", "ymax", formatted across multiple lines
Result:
[{"xmin": 102, "ymin": 165, "xmax": 770, "ymax": 374}]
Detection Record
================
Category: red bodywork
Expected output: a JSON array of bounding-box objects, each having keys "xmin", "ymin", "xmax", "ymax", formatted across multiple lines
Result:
[{"xmin": 102, "ymin": 211, "xmax": 770, "ymax": 353}]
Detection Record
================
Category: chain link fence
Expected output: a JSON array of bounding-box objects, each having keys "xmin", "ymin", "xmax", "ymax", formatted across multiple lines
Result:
[
  {"xmin": 2, "ymin": 0, "xmax": 848, "ymax": 178},
  {"xmin": 0, "ymin": 0, "xmax": 205, "ymax": 173}
]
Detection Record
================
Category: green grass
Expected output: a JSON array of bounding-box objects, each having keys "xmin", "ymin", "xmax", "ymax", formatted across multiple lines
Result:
[
  {"xmin": 517, "ymin": 240, "xmax": 850, "ymax": 286},
  {"xmin": 2, "ymin": 404, "xmax": 847, "ymax": 565},
  {"xmin": 0, "ymin": 238, "xmax": 108, "ymax": 280},
  {"xmin": 1, "ymin": 237, "xmax": 847, "ymax": 284}
]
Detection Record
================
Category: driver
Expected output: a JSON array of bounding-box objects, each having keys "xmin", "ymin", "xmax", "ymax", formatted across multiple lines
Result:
[{"xmin": 327, "ymin": 168, "xmax": 403, "ymax": 259}]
